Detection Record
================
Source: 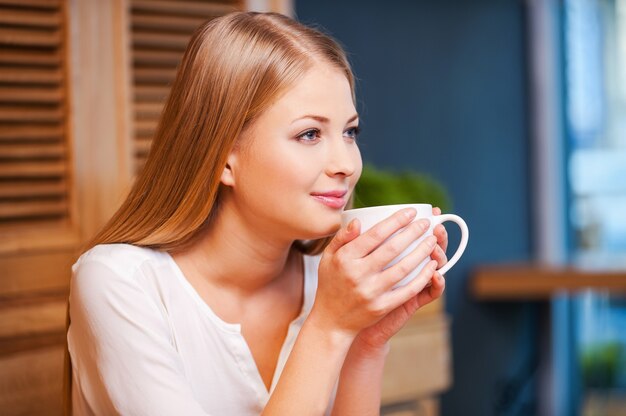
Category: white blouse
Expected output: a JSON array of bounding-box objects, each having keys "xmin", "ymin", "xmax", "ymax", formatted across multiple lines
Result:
[{"xmin": 67, "ymin": 243, "xmax": 327, "ymax": 415}]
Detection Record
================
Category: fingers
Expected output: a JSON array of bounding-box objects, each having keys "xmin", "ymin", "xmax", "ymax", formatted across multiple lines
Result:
[
  {"xmin": 381, "ymin": 259, "xmax": 438, "ymax": 307},
  {"xmin": 343, "ymin": 208, "xmax": 417, "ymax": 258},
  {"xmin": 325, "ymin": 218, "xmax": 361, "ymax": 254},
  {"xmin": 430, "ymin": 243, "xmax": 448, "ymax": 269},
  {"xmin": 416, "ymin": 271, "xmax": 446, "ymax": 307},
  {"xmin": 432, "ymin": 205, "xmax": 449, "ymax": 271},
  {"xmin": 377, "ymin": 237, "xmax": 437, "ymax": 291},
  {"xmin": 433, "ymin": 223, "xmax": 449, "ymax": 253},
  {"xmin": 365, "ymin": 218, "xmax": 431, "ymax": 272}
]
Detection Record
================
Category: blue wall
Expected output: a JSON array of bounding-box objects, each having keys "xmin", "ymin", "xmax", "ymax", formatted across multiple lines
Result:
[{"xmin": 296, "ymin": 1, "xmax": 538, "ymax": 414}]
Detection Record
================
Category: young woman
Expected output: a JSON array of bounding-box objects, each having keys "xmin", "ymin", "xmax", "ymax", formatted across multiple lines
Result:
[{"xmin": 64, "ymin": 12, "xmax": 449, "ymax": 415}]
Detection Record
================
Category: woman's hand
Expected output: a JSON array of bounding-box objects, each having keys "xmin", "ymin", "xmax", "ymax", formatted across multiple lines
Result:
[
  {"xmin": 310, "ymin": 207, "xmax": 441, "ymax": 341},
  {"xmin": 353, "ymin": 206, "xmax": 449, "ymax": 351},
  {"xmin": 431, "ymin": 206, "xmax": 449, "ymax": 269}
]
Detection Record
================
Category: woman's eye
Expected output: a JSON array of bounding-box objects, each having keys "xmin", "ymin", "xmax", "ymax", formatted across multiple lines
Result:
[
  {"xmin": 297, "ymin": 129, "xmax": 320, "ymax": 142},
  {"xmin": 344, "ymin": 126, "xmax": 360, "ymax": 140}
]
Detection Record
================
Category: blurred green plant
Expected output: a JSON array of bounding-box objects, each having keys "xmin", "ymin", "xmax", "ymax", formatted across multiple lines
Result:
[
  {"xmin": 353, "ymin": 164, "xmax": 451, "ymax": 210},
  {"xmin": 581, "ymin": 341, "xmax": 624, "ymax": 389}
]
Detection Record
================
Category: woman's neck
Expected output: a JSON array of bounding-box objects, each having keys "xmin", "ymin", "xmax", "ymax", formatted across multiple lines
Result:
[{"xmin": 172, "ymin": 204, "xmax": 300, "ymax": 295}]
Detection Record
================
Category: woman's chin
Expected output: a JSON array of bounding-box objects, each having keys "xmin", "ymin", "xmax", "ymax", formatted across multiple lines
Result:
[{"xmin": 305, "ymin": 222, "xmax": 341, "ymax": 240}]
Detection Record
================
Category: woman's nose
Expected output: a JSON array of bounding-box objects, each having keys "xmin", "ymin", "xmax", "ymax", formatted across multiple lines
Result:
[{"xmin": 325, "ymin": 138, "xmax": 358, "ymax": 177}]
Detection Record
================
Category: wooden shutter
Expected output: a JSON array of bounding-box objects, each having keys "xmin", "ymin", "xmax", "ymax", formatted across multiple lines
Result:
[
  {"xmin": 0, "ymin": 1, "xmax": 73, "ymax": 414},
  {"xmin": 0, "ymin": 2, "xmax": 76, "ymax": 296},
  {"xmin": 130, "ymin": 0, "xmax": 244, "ymax": 173},
  {"xmin": 0, "ymin": 0, "xmax": 73, "ymax": 233}
]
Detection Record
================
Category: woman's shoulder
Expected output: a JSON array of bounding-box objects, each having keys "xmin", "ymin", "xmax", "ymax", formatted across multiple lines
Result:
[{"xmin": 73, "ymin": 243, "xmax": 167, "ymax": 281}]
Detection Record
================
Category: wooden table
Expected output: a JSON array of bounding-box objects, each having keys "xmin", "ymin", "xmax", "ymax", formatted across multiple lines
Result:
[
  {"xmin": 471, "ymin": 263, "xmax": 626, "ymax": 414},
  {"xmin": 471, "ymin": 263, "xmax": 626, "ymax": 300}
]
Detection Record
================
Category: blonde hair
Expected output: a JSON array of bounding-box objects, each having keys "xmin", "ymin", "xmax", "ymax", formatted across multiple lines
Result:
[{"xmin": 63, "ymin": 12, "xmax": 355, "ymax": 414}]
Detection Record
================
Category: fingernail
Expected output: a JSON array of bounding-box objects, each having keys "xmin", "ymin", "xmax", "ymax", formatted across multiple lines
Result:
[
  {"xmin": 347, "ymin": 219, "xmax": 354, "ymax": 233},
  {"xmin": 430, "ymin": 261, "xmax": 438, "ymax": 271},
  {"xmin": 403, "ymin": 208, "xmax": 417, "ymax": 219},
  {"xmin": 427, "ymin": 235, "xmax": 437, "ymax": 247}
]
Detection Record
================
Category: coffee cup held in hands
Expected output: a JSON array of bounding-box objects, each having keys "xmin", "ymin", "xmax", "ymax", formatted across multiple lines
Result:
[{"xmin": 341, "ymin": 204, "xmax": 469, "ymax": 288}]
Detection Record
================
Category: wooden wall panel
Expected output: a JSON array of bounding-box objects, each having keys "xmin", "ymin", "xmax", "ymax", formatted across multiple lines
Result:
[{"xmin": 0, "ymin": 346, "xmax": 64, "ymax": 416}]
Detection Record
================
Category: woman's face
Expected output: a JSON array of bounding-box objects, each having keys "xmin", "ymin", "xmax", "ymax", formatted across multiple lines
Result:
[{"xmin": 222, "ymin": 64, "xmax": 363, "ymax": 241}]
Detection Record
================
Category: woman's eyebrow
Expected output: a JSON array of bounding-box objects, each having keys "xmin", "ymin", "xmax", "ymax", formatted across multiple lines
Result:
[{"xmin": 290, "ymin": 114, "xmax": 359, "ymax": 124}]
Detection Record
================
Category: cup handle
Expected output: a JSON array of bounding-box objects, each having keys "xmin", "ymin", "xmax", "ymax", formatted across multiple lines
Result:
[{"xmin": 432, "ymin": 214, "xmax": 469, "ymax": 275}]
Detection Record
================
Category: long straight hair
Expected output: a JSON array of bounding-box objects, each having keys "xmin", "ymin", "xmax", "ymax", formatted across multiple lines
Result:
[{"xmin": 63, "ymin": 12, "xmax": 355, "ymax": 414}]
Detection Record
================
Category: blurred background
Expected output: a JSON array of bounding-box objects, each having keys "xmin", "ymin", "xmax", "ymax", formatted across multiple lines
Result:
[{"xmin": 1, "ymin": 0, "xmax": 626, "ymax": 415}]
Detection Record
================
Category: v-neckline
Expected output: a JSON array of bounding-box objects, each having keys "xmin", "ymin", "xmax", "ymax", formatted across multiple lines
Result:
[
  {"xmin": 165, "ymin": 250, "xmax": 313, "ymax": 396},
  {"xmin": 248, "ymin": 309, "xmax": 307, "ymax": 395}
]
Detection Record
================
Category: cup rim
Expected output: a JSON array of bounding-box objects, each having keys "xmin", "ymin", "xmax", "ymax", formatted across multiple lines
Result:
[{"xmin": 342, "ymin": 203, "xmax": 433, "ymax": 215}]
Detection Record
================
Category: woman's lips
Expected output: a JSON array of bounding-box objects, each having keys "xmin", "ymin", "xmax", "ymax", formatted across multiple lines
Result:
[{"xmin": 311, "ymin": 191, "xmax": 347, "ymax": 209}]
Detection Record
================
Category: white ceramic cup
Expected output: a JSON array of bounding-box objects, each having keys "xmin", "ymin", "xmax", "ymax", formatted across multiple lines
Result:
[{"xmin": 341, "ymin": 203, "xmax": 469, "ymax": 288}]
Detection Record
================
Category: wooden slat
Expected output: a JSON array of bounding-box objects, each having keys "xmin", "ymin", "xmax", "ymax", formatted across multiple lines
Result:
[
  {"xmin": 0, "ymin": 27, "xmax": 61, "ymax": 48},
  {"xmin": 135, "ymin": 154, "xmax": 147, "ymax": 174},
  {"xmin": 0, "ymin": 48, "xmax": 60, "ymax": 66},
  {"xmin": 134, "ymin": 67, "xmax": 177, "ymax": 84},
  {"xmin": 0, "ymin": 331, "xmax": 65, "ymax": 357},
  {"xmin": 135, "ymin": 131, "xmax": 154, "ymax": 141},
  {"xmin": 0, "ymin": 222, "xmax": 79, "ymax": 253},
  {"xmin": 0, "ymin": 124, "xmax": 63, "ymax": 141},
  {"xmin": 0, "ymin": 248, "xmax": 74, "ymax": 293},
  {"xmin": 0, "ymin": 160, "xmax": 66, "ymax": 177},
  {"xmin": 134, "ymin": 118, "xmax": 158, "ymax": 137},
  {"xmin": 0, "ymin": 199, "xmax": 67, "ymax": 219},
  {"xmin": 0, "ymin": 346, "xmax": 64, "ymax": 415},
  {"xmin": 133, "ymin": 30, "xmax": 191, "ymax": 50},
  {"xmin": 0, "ymin": 105, "xmax": 62, "ymax": 122},
  {"xmin": 0, "ymin": 9, "xmax": 61, "ymax": 28},
  {"xmin": 0, "ymin": 86, "xmax": 63, "ymax": 103},
  {"xmin": 0, "ymin": 143, "xmax": 65, "ymax": 159},
  {"xmin": 131, "ymin": 0, "xmax": 237, "ymax": 17},
  {"xmin": 0, "ymin": 288, "xmax": 67, "ymax": 308},
  {"xmin": 135, "ymin": 101, "xmax": 163, "ymax": 119},
  {"xmin": 0, "ymin": 0, "xmax": 61, "ymax": 9},
  {"xmin": 0, "ymin": 67, "xmax": 62, "ymax": 84},
  {"xmin": 0, "ymin": 293, "xmax": 66, "ymax": 338},
  {"xmin": 132, "ymin": 13, "xmax": 209, "ymax": 33},
  {"xmin": 135, "ymin": 137, "xmax": 152, "ymax": 157},
  {"xmin": 134, "ymin": 84, "xmax": 170, "ymax": 101},
  {"xmin": 135, "ymin": 131, "xmax": 154, "ymax": 143},
  {"xmin": 133, "ymin": 49, "xmax": 182, "ymax": 66},
  {"xmin": 0, "ymin": 180, "xmax": 66, "ymax": 198}
]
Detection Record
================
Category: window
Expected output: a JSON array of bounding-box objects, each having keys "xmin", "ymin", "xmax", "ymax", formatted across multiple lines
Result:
[{"xmin": 564, "ymin": 0, "xmax": 626, "ymax": 413}]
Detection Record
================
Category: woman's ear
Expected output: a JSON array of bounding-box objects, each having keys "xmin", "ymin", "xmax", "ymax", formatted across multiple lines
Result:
[{"xmin": 220, "ymin": 152, "xmax": 237, "ymax": 187}]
